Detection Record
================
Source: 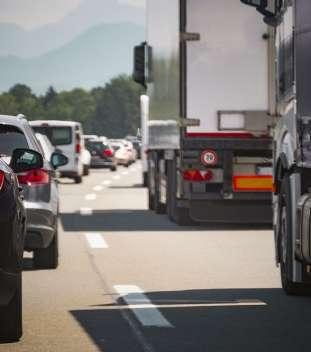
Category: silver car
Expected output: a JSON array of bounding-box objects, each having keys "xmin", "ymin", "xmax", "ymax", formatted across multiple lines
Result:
[{"xmin": 0, "ymin": 115, "xmax": 67, "ymax": 269}]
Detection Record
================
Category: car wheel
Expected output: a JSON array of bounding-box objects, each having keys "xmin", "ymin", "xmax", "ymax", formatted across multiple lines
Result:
[
  {"xmin": 74, "ymin": 175, "xmax": 82, "ymax": 184},
  {"xmin": 83, "ymin": 165, "xmax": 90, "ymax": 176},
  {"xmin": 33, "ymin": 228, "xmax": 59, "ymax": 270},
  {"xmin": 110, "ymin": 166, "xmax": 117, "ymax": 172},
  {"xmin": 0, "ymin": 274, "xmax": 22, "ymax": 343}
]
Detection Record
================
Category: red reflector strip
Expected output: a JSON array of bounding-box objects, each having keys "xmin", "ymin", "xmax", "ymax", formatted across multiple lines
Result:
[
  {"xmin": 233, "ymin": 175, "xmax": 273, "ymax": 192},
  {"xmin": 18, "ymin": 169, "xmax": 49, "ymax": 185},
  {"xmin": 186, "ymin": 132, "xmax": 256, "ymax": 138},
  {"xmin": 183, "ymin": 169, "xmax": 213, "ymax": 182}
]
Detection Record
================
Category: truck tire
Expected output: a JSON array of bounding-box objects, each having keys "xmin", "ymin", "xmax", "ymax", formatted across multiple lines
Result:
[
  {"xmin": 279, "ymin": 175, "xmax": 311, "ymax": 295},
  {"xmin": 167, "ymin": 160, "xmax": 195, "ymax": 226},
  {"xmin": 143, "ymin": 172, "xmax": 148, "ymax": 187},
  {"xmin": 0, "ymin": 274, "xmax": 22, "ymax": 343},
  {"xmin": 74, "ymin": 175, "xmax": 82, "ymax": 184},
  {"xmin": 33, "ymin": 229, "xmax": 59, "ymax": 270}
]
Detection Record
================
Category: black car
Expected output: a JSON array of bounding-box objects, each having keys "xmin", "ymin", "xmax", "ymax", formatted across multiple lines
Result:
[
  {"xmin": 0, "ymin": 148, "xmax": 43, "ymax": 342},
  {"xmin": 86, "ymin": 139, "xmax": 117, "ymax": 171}
]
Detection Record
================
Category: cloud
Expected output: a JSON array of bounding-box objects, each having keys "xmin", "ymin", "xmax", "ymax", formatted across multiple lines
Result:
[{"xmin": 0, "ymin": 0, "xmax": 82, "ymax": 29}]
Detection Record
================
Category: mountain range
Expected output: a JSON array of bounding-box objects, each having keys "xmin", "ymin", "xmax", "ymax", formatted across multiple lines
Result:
[
  {"xmin": 0, "ymin": 0, "xmax": 145, "ymax": 58},
  {"xmin": 0, "ymin": 22, "xmax": 144, "ymax": 94}
]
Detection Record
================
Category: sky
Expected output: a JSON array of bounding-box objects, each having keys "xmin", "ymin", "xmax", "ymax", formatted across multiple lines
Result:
[{"xmin": 0, "ymin": 0, "xmax": 145, "ymax": 29}]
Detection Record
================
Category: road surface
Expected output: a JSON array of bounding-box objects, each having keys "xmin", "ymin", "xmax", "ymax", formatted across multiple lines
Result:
[{"xmin": 1, "ymin": 162, "xmax": 311, "ymax": 352}]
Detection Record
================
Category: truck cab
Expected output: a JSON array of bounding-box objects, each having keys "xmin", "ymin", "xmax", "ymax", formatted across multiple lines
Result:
[{"xmin": 242, "ymin": 0, "xmax": 311, "ymax": 294}]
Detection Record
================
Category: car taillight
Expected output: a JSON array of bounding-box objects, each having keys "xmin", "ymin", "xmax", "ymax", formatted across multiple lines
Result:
[
  {"xmin": 103, "ymin": 149, "xmax": 113, "ymax": 157},
  {"xmin": 183, "ymin": 169, "xmax": 213, "ymax": 182},
  {"xmin": 18, "ymin": 169, "xmax": 49, "ymax": 186},
  {"xmin": 76, "ymin": 143, "xmax": 81, "ymax": 154},
  {"xmin": 0, "ymin": 171, "xmax": 4, "ymax": 190}
]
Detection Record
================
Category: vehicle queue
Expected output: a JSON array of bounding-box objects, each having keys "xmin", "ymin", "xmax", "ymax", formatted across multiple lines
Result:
[{"xmin": 0, "ymin": 114, "xmax": 140, "ymax": 342}]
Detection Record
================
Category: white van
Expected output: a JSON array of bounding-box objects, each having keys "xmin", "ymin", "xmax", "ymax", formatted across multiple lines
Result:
[{"xmin": 30, "ymin": 120, "xmax": 84, "ymax": 183}]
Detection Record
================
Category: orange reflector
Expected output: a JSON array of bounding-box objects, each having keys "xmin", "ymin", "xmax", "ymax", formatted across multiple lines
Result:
[{"xmin": 233, "ymin": 175, "xmax": 273, "ymax": 192}]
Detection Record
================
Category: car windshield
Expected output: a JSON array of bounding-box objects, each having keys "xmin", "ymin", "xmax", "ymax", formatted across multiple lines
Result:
[
  {"xmin": 86, "ymin": 141, "xmax": 108, "ymax": 152},
  {"xmin": 0, "ymin": 125, "xmax": 29, "ymax": 156},
  {"xmin": 32, "ymin": 126, "xmax": 72, "ymax": 146}
]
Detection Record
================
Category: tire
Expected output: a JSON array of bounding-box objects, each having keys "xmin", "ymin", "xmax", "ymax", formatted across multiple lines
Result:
[
  {"xmin": 83, "ymin": 165, "xmax": 90, "ymax": 176},
  {"xmin": 33, "ymin": 229, "xmax": 59, "ymax": 270},
  {"xmin": 143, "ymin": 172, "xmax": 148, "ymax": 188},
  {"xmin": 74, "ymin": 175, "xmax": 82, "ymax": 184},
  {"xmin": 167, "ymin": 160, "xmax": 196, "ymax": 226},
  {"xmin": 0, "ymin": 274, "xmax": 22, "ymax": 343},
  {"xmin": 110, "ymin": 166, "xmax": 117, "ymax": 172},
  {"xmin": 279, "ymin": 175, "xmax": 311, "ymax": 295}
]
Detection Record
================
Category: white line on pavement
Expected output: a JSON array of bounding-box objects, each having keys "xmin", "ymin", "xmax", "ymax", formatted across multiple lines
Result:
[
  {"xmin": 85, "ymin": 233, "xmax": 108, "ymax": 249},
  {"xmin": 114, "ymin": 285, "xmax": 173, "ymax": 328},
  {"xmin": 122, "ymin": 171, "xmax": 129, "ymax": 176},
  {"xmin": 102, "ymin": 180, "xmax": 112, "ymax": 186},
  {"xmin": 93, "ymin": 185, "xmax": 103, "ymax": 192},
  {"xmin": 80, "ymin": 208, "xmax": 93, "ymax": 216},
  {"xmin": 85, "ymin": 193, "xmax": 97, "ymax": 201},
  {"xmin": 113, "ymin": 175, "xmax": 121, "ymax": 180}
]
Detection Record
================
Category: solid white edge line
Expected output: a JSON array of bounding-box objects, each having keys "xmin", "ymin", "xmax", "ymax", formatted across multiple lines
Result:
[
  {"xmin": 114, "ymin": 285, "xmax": 173, "ymax": 328},
  {"xmin": 85, "ymin": 233, "xmax": 108, "ymax": 249}
]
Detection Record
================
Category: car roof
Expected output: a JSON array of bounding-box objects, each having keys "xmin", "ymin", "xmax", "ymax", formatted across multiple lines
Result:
[
  {"xmin": 0, "ymin": 114, "xmax": 29, "ymax": 128},
  {"xmin": 30, "ymin": 120, "xmax": 81, "ymax": 127},
  {"xmin": 0, "ymin": 114, "xmax": 44, "ymax": 154}
]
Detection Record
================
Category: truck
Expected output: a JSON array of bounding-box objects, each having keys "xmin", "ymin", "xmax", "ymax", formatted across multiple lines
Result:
[
  {"xmin": 133, "ymin": 0, "xmax": 273, "ymax": 225},
  {"xmin": 241, "ymin": 0, "xmax": 311, "ymax": 294}
]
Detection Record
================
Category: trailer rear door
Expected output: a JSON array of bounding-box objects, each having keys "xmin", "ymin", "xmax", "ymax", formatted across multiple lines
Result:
[{"xmin": 186, "ymin": 0, "xmax": 269, "ymax": 134}]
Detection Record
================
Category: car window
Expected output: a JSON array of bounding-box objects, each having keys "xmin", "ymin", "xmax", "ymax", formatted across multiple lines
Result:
[
  {"xmin": 0, "ymin": 125, "xmax": 29, "ymax": 156},
  {"xmin": 86, "ymin": 141, "xmax": 108, "ymax": 152},
  {"xmin": 32, "ymin": 126, "xmax": 72, "ymax": 146}
]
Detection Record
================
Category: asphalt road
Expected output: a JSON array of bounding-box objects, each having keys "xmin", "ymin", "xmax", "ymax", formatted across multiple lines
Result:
[{"xmin": 1, "ymin": 162, "xmax": 311, "ymax": 352}]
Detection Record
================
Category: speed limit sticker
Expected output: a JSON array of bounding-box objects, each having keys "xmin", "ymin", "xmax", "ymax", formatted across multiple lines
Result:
[{"xmin": 200, "ymin": 150, "xmax": 218, "ymax": 166}]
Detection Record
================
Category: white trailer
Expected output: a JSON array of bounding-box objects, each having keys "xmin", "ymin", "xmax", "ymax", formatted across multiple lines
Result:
[{"xmin": 134, "ymin": 0, "xmax": 273, "ymax": 224}]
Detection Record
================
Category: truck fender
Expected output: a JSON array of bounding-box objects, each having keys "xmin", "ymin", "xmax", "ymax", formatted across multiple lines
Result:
[{"xmin": 274, "ymin": 153, "xmax": 289, "ymax": 195}]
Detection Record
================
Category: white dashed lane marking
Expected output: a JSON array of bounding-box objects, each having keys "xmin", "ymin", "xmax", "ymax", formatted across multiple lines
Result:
[
  {"xmin": 85, "ymin": 193, "xmax": 97, "ymax": 201},
  {"xmin": 102, "ymin": 180, "xmax": 112, "ymax": 186},
  {"xmin": 114, "ymin": 285, "xmax": 173, "ymax": 328},
  {"xmin": 113, "ymin": 175, "xmax": 121, "ymax": 180},
  {"xmin": 85, "ymin": 233, "xmax": 108, "ymax": 249},
  {"xmin": 80, "ymin": 208, "xmax": 93, "ymax": 216},
  {"xmin": 93, "ymin": 185, "xmax": 103, "ymax": 192}
]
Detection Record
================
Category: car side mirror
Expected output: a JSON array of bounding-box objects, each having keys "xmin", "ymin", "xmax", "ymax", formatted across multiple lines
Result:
[
  {"xmin": 51, "ymin": 152, "xmax": 68, "ymax": 169},
  {"xmin": 240, "ymin": 0, "xmax": 284, "ymax": 27},
  {"xmin": 241, "ymin": 0, "xmax": 267, "ymax": 7},
  {"xmin": 133, "ymin": 42, "xmax": 147, "ymax": 87},
  {"xmin": 10, "ymin": 148, "xmax": 43, "ymax": 173}
]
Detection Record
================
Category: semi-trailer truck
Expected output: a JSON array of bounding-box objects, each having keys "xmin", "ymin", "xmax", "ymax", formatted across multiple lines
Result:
[
  {"xmin": 134, "ymin": 0, "xmax": 273, "ymax": 225},
  {"xmin": 242, "ymin": 0, "xmax": 311, "ymax": 294}
]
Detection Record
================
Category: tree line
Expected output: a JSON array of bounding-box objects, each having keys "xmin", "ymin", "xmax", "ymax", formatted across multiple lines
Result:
[{"xmin": 0, "ymin": 75, "xmax": 144, "ymax": 138}]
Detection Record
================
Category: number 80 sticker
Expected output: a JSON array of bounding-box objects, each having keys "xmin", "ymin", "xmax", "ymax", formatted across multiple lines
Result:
[{"xmin": 200, "ymin": 150, "xmax": 218, "ymax": 166}]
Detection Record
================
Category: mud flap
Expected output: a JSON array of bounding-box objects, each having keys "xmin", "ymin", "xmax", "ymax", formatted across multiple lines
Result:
[{"xmin": 296, "ymin": 194, "xmax": 311, "ymax": 264}]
